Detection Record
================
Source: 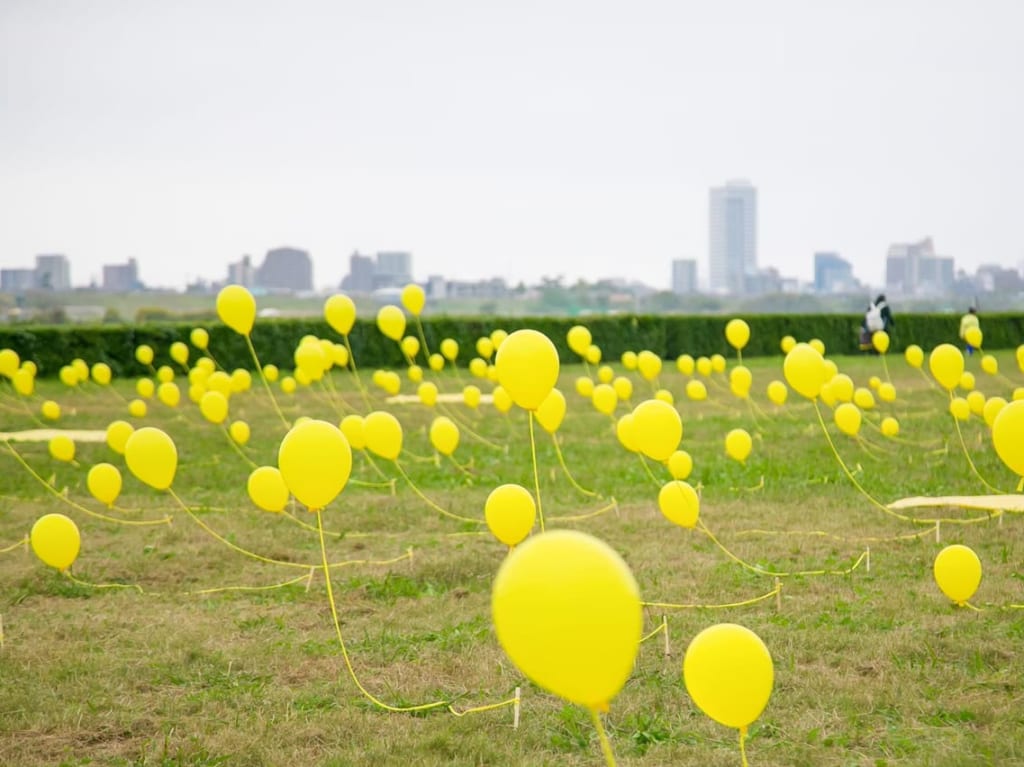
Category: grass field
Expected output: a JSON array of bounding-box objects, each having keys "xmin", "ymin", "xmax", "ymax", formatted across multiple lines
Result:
[{"xmin": 2, "ymin": 346, "xmax": 1023, "ymax": 767}]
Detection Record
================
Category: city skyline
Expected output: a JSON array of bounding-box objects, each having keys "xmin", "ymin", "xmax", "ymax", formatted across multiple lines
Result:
[{"xmin": 2, "ymin": 2, "xmax": 1023, "ymax": 292}]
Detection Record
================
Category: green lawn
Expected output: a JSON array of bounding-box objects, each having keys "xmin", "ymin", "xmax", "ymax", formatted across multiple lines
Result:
[{"xmin": 1, "ymin": 345, "xmax": 1023, "ymax": 767}]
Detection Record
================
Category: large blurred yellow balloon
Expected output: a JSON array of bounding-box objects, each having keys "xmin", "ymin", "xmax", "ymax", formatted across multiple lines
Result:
[
  {"xmin": 536, "ymin": 388, "xmax": 566, "ymax": 434},
  {"xmin": 495, "ymin": 329, "xmax": 559, "ymax": 411},
  {"xmin": 247, "ymin": 466, "xmax": 290, "ymax": 512},
  {"xmin": 0, "ymin": 348, "xmax": 19, "ymax": 377},
  {"xmin": 429, "ymin": 416, "xmax": 460, "ymax": 456},
  {"xmin": 30, "ymin": 513, "xmax": 81, "ymax": 571},
  {"xmin": 592, "ymin": 384, "xmax": 617, "ymax": 416},
  {"xmin": 992, "ymin": 400, "xmax": 1024, "ymax": 478},
  {"xmin": 364, "ymin": 411, "xmax": 403, "ymax": 460},
  {"xmin": 485, "ymin": 484, "xmax": 536, "ymax": 546},
  {"xmin": 401, "ymin": 284, "xmax": 425, "ymax": 316},
  {"xmin": 217, "ymin": 284, "xmax": 256, "ymax": 335},
  {"xmin": 834, "ymin": 403, "xmax": 862, "ymax": 436},
  {"xmin": 933, "ymin": 544, "xmax": 982, "ymax": 606},
  {"xmin": 87, "ymin": 463, "xmax": 122, "ymax": 507},
  {"xmin": 632, "ymin": 399, "xmax": 682, "ymax": 462},
  {"xmin": 667, "ymin": 450, "xmax": 693, "ymax": 480},
  {"xmin": 725, "ymin": 319, "xmax": 750, "ymax": 351},
  {"xmin": 492, "ymin": 530, "xmax": 641, "ymax": 710},
  {"xmin": 658, "ymin": 480, "xmax": 699, "ymax": 528},
  {"xmin": 324, "ymin": 294, "xmax": 357, "ymax": 335},
  {"xmin": 106, "ymin": 420, "xmax": 134, "ymax": 455},
  {"xmin": 567, "ymin": 325, "xmax": 592, "ymax": 357},
  {"xmin": 278, "ymin": 419, "xmax": 352, "ymax": 510},
  {"xmin": 683, "ymin": 623, "xmax": 773, "ymax": 731},
  {"xmin": 49, "ymin": 435, "xmax": 75, "ymax": 463},
  {"xmin": 783, "ymin": 343, "xmax": 828, "ymax": 399},
  {"xmin": 200, "ymin": 391, "xmax": 229, "ymax": 425},
  {"xmin": 376, "ymin": 305, "xmax": 406, "ymax": 341},
  {"xmin": 339, "ymin": 415, "xmax": 367, "ymax": 450},
  {"xmin": 125, "ymin": 427, "xmax": 178, "ymax": 491},
  {"xmin": 929, "ymin": 344, "xmax": 964, "ymax": 391},
  {"xmin": 724, "ymin": 429, "xmax": 752, "ymax": 462}
]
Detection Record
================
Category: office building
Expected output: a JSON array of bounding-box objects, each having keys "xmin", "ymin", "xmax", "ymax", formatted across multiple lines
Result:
[
  {"xmin": 709, "ymin": 180, "xmax": 757, "ymax": 294},
  {"xmin": 374, "ymin": 251, "xmax": 413, "ymax": 289},
  {"xmin": 256, "ymin": 247, "xmax": 313, "ymax": 292},
  {"xmin": 102, "ymin": 258, "xmax": 142, "ymax": 292},
  {"xmin": 1, "ymin": 268, "xmax": 36, "ymax": 292},
  {"xmin": 813, "ymin": 252, "xmax": 856, "ymax": 293},
  {"xmin": 341, "ymin": 252, "xmax": 375, "ymax": 293},
  {"xmin": 34, "ymin": 254, "xmax": 71, "ymax": 291},
  {"xmin": 227, "ymin": 255, "xmax": 256, "ymax": 288},
  {"xmin": 671, "ymin": 259, "xmax": 698, "ymax": 295},
  {"xmin": 885, "ymin": 238, "xmax": 954, "ymax": 296}
]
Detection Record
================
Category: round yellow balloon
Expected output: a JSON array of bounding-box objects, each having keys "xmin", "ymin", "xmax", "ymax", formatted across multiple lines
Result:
[
  {"xmin": 376, "ymin": 305, "xmax": 406, "ymax": 342},
  {"xmin": 592, "ymin": 384, "xmax": 618, "ymax": 416},
  {"xmin": 278, "ymin": 420, "xmax": 352, "ymax": 510},
  {"xmin": 667, "ymin": 450, "xmax": 693, "ymax": 480},
  {"xmin": 229, "ymin": 420, "xmax": 251, "ymax": 445},
  {"xmin": 30, "ymin": 513, "xmax": 81, "ymax": 571},
  {"xmin": 41, "ymin": 400, "xmax": 61, "ymax": 421},
  {"xmin": 125, "ymin": 427, "xmax": 178, "ymax": 491},
  {"xmin": 834, "ymin": 403, "xmax": 862, "ymax": 436},
  {"xmin": 401, "ymin": 284, "xmax": 425, "ymax": 316},
  {"xmin": 364, "ymin": 411, "xmax": 403, "ymax": 461},
  {"xmin": 49, "ymin": 435, "xmax": 75, "ymax": 463},
  {"xmin": 247, "ymin": 466, "xmax": 290, "ymax": 513},
  {"xmin": 725, "ymin": 319, "xmax": 750, "ymax": 351},
  {"xmin": 535, "ymin": 389, "xmax": 567, "ymax": 434},
  {"xmin": 632, "ymin": 399, "xmax": 682, "ymax": 463},
  {"xmin": 200, "ymin": 390, "xmax": 229, "ymax": 425},
  {"xmin": 324, "ymin": 294, "xmax": 357, "ymax": 335},
  {"xmin": 965, "ymin": 326, "xmax": 983, "ymax": 349},
  {"xmin": 724, "ymin": 429, "xmax": 752, "ymax": 462},
  {"xmin": 881, "ymin": 416, "xmax": 900, "ymax": 437},
  {"xmin": 495, "ymin": 329, "xmax": 560, "ymax": 411},
  {"xmin": 933, "ymin": 544, "xmax": 982, "ymax": 606},
  {"xmin": 783, "ymin": 343, "xmax": 828, "ymax": 399},
  {"xmin": 339, "ymin": 415, "xmax": 367, "ymax": 450},
  {"xmin": 190, "ymin": 327, "xmax": 210, "ymax": 350},
  {"xmin": 658, "ymin": 480, "xmax": 699, "ymax": 528},
  {"xmin": 484, "ymin": 484, "xmax": 536, "ymax": 546},
  {"xmin": 929, "ymin": 344, "xmax": 964, "ymax": 391},
  {"xmin": 567, "ymin": 325, "xmax": 592, "ymax": 357},
  {"xmin": 683, "ymin": 623, "xmax": 773, "ymax": 731},
  {"xmin": 905, "ymin": 344, "xmax": 924, "ymax": 369},
  {"xmin": 492, "ymin": 530, "xmax": 642, "ymax": 710},
  {"xmin": 429, "ymin": 416, "xmax": 460, "ymax": 456},
  {"xmin": 106, "ymin": 420, "xmax": 134, "ymax": 455},
  {"xmin": 766, "ymin": 380, "xmax": 787, "ymax": 406},
  {"xmin": 992, "ymin": 400, "xmax": 1024, "ymax": 477},
  {"xmin": 217, "ymin": 284, "xmax": 257, "ymax": 335},
  {"xmin": 87, "ymin": 463, "xmax": 122, "ymax": 506}
]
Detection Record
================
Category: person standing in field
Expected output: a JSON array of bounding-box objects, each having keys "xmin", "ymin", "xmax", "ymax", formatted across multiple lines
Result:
[
  {"xmin": 960, "ymin": 307, "xmax": 980, "ymax": 355},
  {"xmin": 863, "ymin": 294, "xmax": 894, "ymax": 344}
]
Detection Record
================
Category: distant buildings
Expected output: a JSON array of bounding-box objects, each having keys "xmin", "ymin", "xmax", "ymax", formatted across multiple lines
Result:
[
  {"xmin": 885, "ymin": 237, "xmax": 954, "ymax": 296},
  {"xmin": 256, "ymin": 247, "xmax": 313, "ymax": 292},
  {"xmin": 671, "ymin": 259, "xmax": 698, "ymax": 295},
  {"xmin": 709, "ymin": 180, "xmax": 757, "ymax": 295},
  {"xmin": 0, "ymin": 254, "xmax": 71, "ymax": 292},
  {"xmin": 227, "ymin": 255, "xmax": 256, "ymax": 288},
  {"xmin": 813, "ymin": 252, "xmax": 858, "ymax": 293},
  {"xmin": 340, "ymin": 250, "xmax": 413, "ymax": 293},
  {"xmin": 0, "ymin": 268, "xmax": 35, "ymax": 292},
  {"xmin": 102, "ymin": 258, "xmax": 142, "ymax": 292}
]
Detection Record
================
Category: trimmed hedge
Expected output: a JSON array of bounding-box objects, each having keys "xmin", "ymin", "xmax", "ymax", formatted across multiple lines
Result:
[{"xmin": 1, "ymin": 312, "xmax": 1022, "ymax": 378}]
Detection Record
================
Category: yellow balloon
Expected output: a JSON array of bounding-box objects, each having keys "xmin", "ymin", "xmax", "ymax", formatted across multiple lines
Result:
[
  {"xmin": 992, "ymin": 400, "xmax": 1024, "ymax": 477},
  {"xmin": 872, "ymin": 330, "xmax": 890, "ymax": 354},
  {"xmin": 41, "ymin": 400, "xmax": 61, "ymax": 421},
  {"xmin": 960, "ymin": 371, "xmax": 976, "ymax": 391},
  {"xmin": 429, "ymin": 416, "xmax": 460, "ymax": 456},
  {"xmin": 169, "ymin": 341, "xmax": 189, "ymax": 366},
  {"xmin": 966, "ymin": 390, "xmax": 986, "ymax": 416},
  {"xmin": 59, "ymin": 365, "xmax": 79, "ymax": 387},
  {"xmin": 632, "ymin": 399, "xmax": 682, "ymax": 462},
  {"xmin": 125, "ymin": 427, "xmax": 178, "ymax": 491},
  {"xmin": 128, "ymin": 398, "xmax": 147, "ymax": 418},
  {"xmin": 780, "ymin": 335, "xmax": 796, "ymax": 353},
  {"xmin": 190, "ymin": 327, "xmax": 210, "ymax": 350},
  {"xmin": 484, "ymin": 484, "xmax": 536, "ymax": 547},
  {"xmin": 981, "ymin": 354, "xmax": 998, "ymax": 375},
  {"xmin": 135, "ymin": 344, "xmax": 154, "ymax": 366},
  {"xmin": 783, "ymin": 343, "xmax": 828, "ymax": 400},
  {"xmin": 492, "ymin": 530, "xmax": 642, "ymax": 710},
  {"xmin": 382, "ymin": 371, "xmax": 401, "ymax": 396},
  {"xmin": 676, "ymin": 354, "xmax": 694, "ymax": 375},
  {"xmin": 686, "ymin": 380, "xmax": 707, "ymax": 401},
  {"xmin": 156, "ymin": 365, "xmax": 174, "ymax": 384},
  {"xmin": 725, "ymin": 319, "xmax": 750, "ymax": 351},
  {"xmin": 654, "ymin": 388, "xmax": 674, "ymax": 405},
  {"xmin": 475, "ymin": 336, "xmax": 495, "ymax": 360},
  {"xmin": 492, "ymin": 385, "xmax": 513, "ymax": 414},
  {"xmin": 401, "ymin": 335, "xmax": 421, "ymax": 360},
  {"xmin": 881, "ymin": 416, "xmax": 900, "ymax": 437},
  {"xmin": 724, "ymin": 429, "xmax": 752, "ymax": 462},
  {"xmin": 229, "ymin": 420, "xmax": 251, "ymax": 445},
  {"xmin": 247, "ymin": 466, "xmax": 290, "ymax": 512},
  {"xmin": 535, "ymin": 389, "xmax": 566, "ymax": 434},
  {"xmin": 592, "ymin": 384, "xmax": 618, "ymax": 416},
  {"xmin": 48, "ymin": 435, "xmax": 75, "ymax": 463},
  {"xmin": 597, "ymin": 364, "xmax": 614, "ymax": 384},
  {"xmin": 618, "ymin": 351, "xmax": 636, "ymax": 370},
  {"xmin": 493, "ymin": 329, "xmax": 560, "ymax": 411},
  {"xmin": 468, "ymin": 357, "xmax": 487, "ymax": 378},
  {"xmin": 904, "ymin": 344, "xmax": 924, "ymax": 368},
  {"xmin": 490, "ymin": 329, "xmax": 508, "ymax": 349},
  {"xmin": 709, "ymin": 354, "xmax": 726, "ymax": 373},
  {"xmin": 156, "ymin": 382, "xmax": 180, "ymax": 408},
  {"xmin": 683, "ymin": 623, "xmax": 773, "ymax": 730},
  {"xmin": 585, "ymin": 344, "xmax": 602, "ymax": 365},
  {"xmin": 829, "ymin": 374, "xmax": 854, "ymax": 403},
  {"xmin": 929, "ymin": 344, "xmax": 964, "ymax": 391},
  {"xmin": 766, "ymin": 380, "xmax": 787, "ymax": 406},
  {"xmin": 324, "ymin": 294, "xmax": 357, "ymax": 335},
  {"xmin": 567, "ymin": 325, "xmax": 592, "ymax": 357},
  {"xmin": 339, "ymin": 415, "xmax": 367, "ymax": 451},
  {"xmin": 853, "ymin": 387, "xmax": 875, "ymax": 410},
  {"xmin": 667, "ymin": 450, "xmax": 693, "ymax": 480},
  {"xmin": 376, "ymin": 305, "xmax": 406, "ymax": 341},
  {"xmin": 216, "ymin": 285, "xmax": 256, "ymax": 336},
  {"xmin": 440, "ymin": 338, "xmax": 459, "ymax": 361},
  {"xmin": 575, "ymin": 376, "xmax": 595, "ymax": 398},
  {"xmin": 428, "ymin": 353, "xmax": 444, "ymax": 372},
  {"xmin": 933, "ymin": 544, "xmax": 982, "ymax": 606},
  {"xmin": 200, "ymin": 391, "xmax": 229, "ymax": 425},
  {"xmin": 401, "ymin": 283, "xmax": 425, "ymax": 316},
  {"xmin": 106, "ymin": 420, "xmax": 134, "ymax": 454},
  {"xmin": 280, "ymin": 376, "xmax": 297, "ymax": 394},
  {"xmin": 637, "ymin": 351, "xmax": 662, "ymax": 382},
  {"xmin": 135, "ymin": 377, "xmax": 155, "ymax": 399},
  {"xmin": 834, "ymin": 403, "xmax": 862, "ymax": 436},
  {"xmin": 295, "ymin": 343, "xmax": 326, "ymax": 381},
  {"xmin": 983, "ymin": 396, "xmax": 1006, "ymax": 427},
  {"xmin": 658, "ymin": 480, "xmax": 699, "ymax": 528},
  {"xmin": 965, "ymin": 326, "xmax": 983, "ymax": 349},
  {"xmin": 808, "ymin": 338, "xmax": 826, "ymax": 356},
  {"xmin": 877, "ymin": 382, "xmax": 896, "ymax": 403},
  {"xmin": 230, "ymin": 368, "xmax": 252, "ymax": 393},
  {"xmin": 277, "ymin": 419, "xmax": 352, "ymax": 510},
  {"xmin": 729, "ymin": 365, "xmax": 752, "ymax": 397},
  {"xmin": 91, "ymin": 362, "xmax": 112, "ymax": 385},
  {"xmin": 695, "ymin": 356, "xmax": 712, "ymax": 377},
  {"xmin": 87, "ymin": 463, "xmax": 122, "ymax": 506},
  {"xmin": 418, "ymin": 381, "xmax": 438, "ymax": 407},
  {"xmin": 30, "ymin": 513, "xmax": 81, "ymax": 571},
  {"xmin": 0, "ymin": 348, "xmax": 20, "ymax": 377},
  {"xmin": 364, "ymin": 411, "xmax": 403, "ymax": 461},
  {"xmin": 463, "ymin": 384, "xmax": 482, "ymax": 409},
  {"xmin": 612, "ymin": 376, "xmax": 633, "ymax": 402}
]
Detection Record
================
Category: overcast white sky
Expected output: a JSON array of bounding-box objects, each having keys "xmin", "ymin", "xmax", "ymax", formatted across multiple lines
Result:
[{"xmin": 2, "ymin": 0, "xmax": 1022, "ymax": 292}]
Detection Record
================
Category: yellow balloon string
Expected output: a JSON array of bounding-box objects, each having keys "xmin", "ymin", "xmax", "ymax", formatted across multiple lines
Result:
[
  {"xmin": 314, "ymin": 379, "xmax": 345, "ymax": 418},
  {"xmin": 220, "ymin": 426, "xmax": 259, "ymax": 470},
  {"xmin": 736, "ymin": 526, "xmax": 935, "ymax": 544},
  {"xmin": 589, "ymin": 708, "xmax": 618, "ymax": 767},
  {"xmin": 360, "ymin": 450, "xmax": 394, "ymax": 481},
  {"xmin": 437, "ymin": 402, "xmax": 505, "ymax": 451},
  {"xmin": 0, "ymin": 535, "xmax": 29, "ymax": 554},
  {"xmin": 638, "ymin": 454, "xmax": 663, "ymax": 488},
  {"xmin": 880, "ymin": 352, "xmax": 892, "ymax": 384},
  {"xmin": 2, "ymin": 438, "xmax": 172, "ymax": 527},
  {"xmin": 739, "ymin": 726, "xmax": 749, "ymax": 767},
  {"xmin": 314, "ymin": 509, "xmax": 449, "ymax": 713},
  {"xmin": 551, "ymin": 433, "xmax": 600, "ymax": 497},
  {"xmin": 445, "ymin": 453, "xmax": 475, "ymax": 480},
  {"xmin": 448, "ymin": 695, "xmax": 518, "ymax": 717},
  {"xmin": 64, "ymin": 571, "xmax": 145, "ymax": 593},
  {"xmin": 641, "ymin": 582, "xmax": 781, "ymax": 610},
  {"xmin": 338, "ymin": 333, "xmax": 373, "ymax": 412},
  {"xmin": 528, "ymin": 412, "xmax": 546, "ymax": 533},
  {"xmin": 323, "ymin": 373, "xmax": 357, "ymax": 415},
  {"xmin": 391, "ymin": 460, "xmax": 483, "ymax": 524},
  {"xmin": 413, "ymin": 315, "xmax": 433, "ymax": 360},
  {"xmin": 947, "ymin": 393, "xmax": 1006, "ymax": 495},
  {"xmin": 638, "ymin": 619, "xmax": 667, "ymax": 644},
  {"xmin": 243, "ymin": 334, "xmax": 289, "ymax": 430},
  {"xmin": 548, "ymin": 498, "xmax": 619, "ymax": 523}
]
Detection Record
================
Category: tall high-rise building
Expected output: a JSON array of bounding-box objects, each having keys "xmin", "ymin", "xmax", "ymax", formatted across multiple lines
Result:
[
  {"xmin": 34, "ymin": 254, "xmax": 71, "ymax": 291},
  {"xmin": 885, "ymin": 238, "xmax": 954, "ymax": 296},
  {"xmin": 256, "ymin": 247, "xmax": 313, "ymax": 292},
  {"xmin": 671, "ymin": 259, "xmax": 698, "ymax": 295},
  {"xmin": 374, "ymin": 251, "xmax": 413, "ymax": 289},
  {"xmin": 341, "ymin": 252, "xmax": 376, "ymax": 293},
  {"xmin": 708, "ymin": 180, "xmax": 757, "ymax": 295}
]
